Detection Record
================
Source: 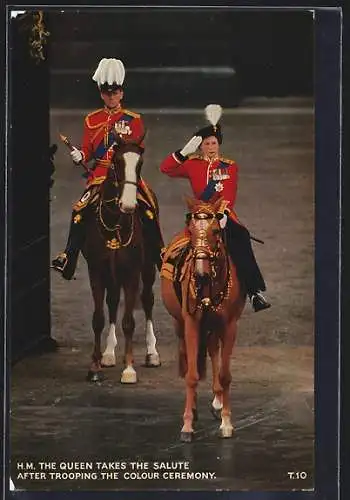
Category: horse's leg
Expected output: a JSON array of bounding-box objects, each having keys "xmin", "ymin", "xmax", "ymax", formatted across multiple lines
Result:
[
  {"xmin": 101, "ymin": 274, "xmax": 121, "ymax": 367},
  {"xmin": 180, "ymin": 316, "xmax": 199, "ymax": 442},
  {"xmin": 207, "ymin": 333, "xmax": 223, "ymax": 420},
  {"xmin": 120, "ymin": 271, "xmax": 140, "ymax": 384},
  {"xmin": 141, "ymin": 260, "xmax": 161, "ymax": 367},
  {"xmin": 218, "ymin": 319, "xmax": 237, "ymax": 438},
  {"xmin": 87, "ymin": 269, "xmax": 106, "ymax": 382},
  {"xmin": 177, "ymin": 322, "xmax": 187, "ymax": 377},
  {"xmin": 176, "ymin": 321, "xmax": 199, "ymax": 421}
]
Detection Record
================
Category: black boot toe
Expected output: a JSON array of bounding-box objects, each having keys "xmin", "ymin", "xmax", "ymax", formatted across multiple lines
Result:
[{"xmin": 252, "ymin": 294, "xmax": 271, "ymax": 313}]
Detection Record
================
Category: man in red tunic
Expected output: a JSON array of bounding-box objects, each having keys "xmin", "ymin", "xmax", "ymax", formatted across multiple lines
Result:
[
  {"xmin": 160, "ymin": 107, "xmax": 271, "ymax": 312},
  {"xmin": 52, "ymin": 58, "xmax": 164, "ymax": 279}
]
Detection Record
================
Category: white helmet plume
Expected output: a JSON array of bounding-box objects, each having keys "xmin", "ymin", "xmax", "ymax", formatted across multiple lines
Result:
[
  {"xmin": 205, "ymin": 104, "xmax": 222, "ymax": 126},
  {"xmin": 92, "ymin": 58, "xmax": 125, "ymax": 87}
]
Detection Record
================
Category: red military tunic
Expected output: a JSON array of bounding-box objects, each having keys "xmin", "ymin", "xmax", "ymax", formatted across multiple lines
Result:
[
  {"xmin": 160, "ymin": 152, "xmax": 240, "ymax": 222},
  {"xmin": 80, "ymin": 106, "xmax": 145, "ymax": 187}
]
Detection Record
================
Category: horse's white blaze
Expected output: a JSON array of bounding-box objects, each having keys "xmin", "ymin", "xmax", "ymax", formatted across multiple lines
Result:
[
  {"xmin": 196, "ymin": 257, "xmax": 205, "ymax": 276},
  {"xmin": 212, "ymin": 395, "xmax": 223, "ymax": 410},
  {"xmin": 121, "ymin": 365, "xmax": 137, "ymax": 384},
  {"xmin": 101, "ymin": 323, "xmax": 117, "ymax": 366},
  {"xmin": 120, "ymin": 151, "xmax": 139, "ymax": 211}
]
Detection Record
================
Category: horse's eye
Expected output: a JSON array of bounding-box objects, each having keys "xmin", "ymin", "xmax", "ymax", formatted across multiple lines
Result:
[
  {"xmin": 185, "ymin": 213, "xmax": 192, "ymax": 222},
  {"xmin": 216, "ymin": 213, "xmax": 224, "ymax": 220}
]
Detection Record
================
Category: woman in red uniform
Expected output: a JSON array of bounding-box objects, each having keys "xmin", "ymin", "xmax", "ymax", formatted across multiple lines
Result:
[
  {"xmin": 52, "ymin": 58, "xmax": 164, "ymax": 279},
  {"xmin": 160, "ymin": 105, "xmax": 270, "ymax": 312}
]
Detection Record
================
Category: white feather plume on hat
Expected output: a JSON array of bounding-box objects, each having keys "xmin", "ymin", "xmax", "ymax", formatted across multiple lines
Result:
[
  {"xmin": 92, "ymin": 58, "xmax": 125, "ymax": 87},
  {"xmin": 205, "ymin": 104, "xmax": 222, "ymax": 126}
]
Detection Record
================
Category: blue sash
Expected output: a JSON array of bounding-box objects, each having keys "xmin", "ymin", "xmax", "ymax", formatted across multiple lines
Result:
[
  {"xmin": 93, "ymin": 113, "xmax": 134, "ymax": 160},
  {"xmin": 199, "ymin": 160, "xmax": 230, "ymax": 202}
]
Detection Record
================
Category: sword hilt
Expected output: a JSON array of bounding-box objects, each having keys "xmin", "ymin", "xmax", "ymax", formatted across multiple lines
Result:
[{"xmin": 59, "ymin": 133, "xmax": 74, "ymax": 151}]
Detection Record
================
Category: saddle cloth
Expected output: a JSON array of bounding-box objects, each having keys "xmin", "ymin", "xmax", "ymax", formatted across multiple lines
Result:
[{"xmin": 160, "ymin": 230, "xmax": 191, "ymax": 282}]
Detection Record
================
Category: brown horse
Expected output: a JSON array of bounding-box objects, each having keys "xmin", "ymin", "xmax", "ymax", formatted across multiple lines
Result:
[
  {"xmin": 161, "ymin": 196, "xmax": 246, "ymax": 441},
  {"xmin": 82, "ymin": 134, "xmax": 161, "ymax": 383}
]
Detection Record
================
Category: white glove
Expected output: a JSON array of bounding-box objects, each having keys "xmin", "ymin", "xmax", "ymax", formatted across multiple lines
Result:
[
  {"xmin": 70, "ymin": 147, "xmax": 83, "ymax": 164},
  {"xmin": 180, "ymin": 136, "xmax": 202, "ymax": 157}
]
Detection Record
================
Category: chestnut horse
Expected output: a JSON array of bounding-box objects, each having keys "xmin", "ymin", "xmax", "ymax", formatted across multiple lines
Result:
[
  {"xmin": 161, "ymin": 197, "xmax": 246, "ymax": 441},
  {"xmin": 82, "ymin": 135, "xmax": 161, "ymax": 383}
]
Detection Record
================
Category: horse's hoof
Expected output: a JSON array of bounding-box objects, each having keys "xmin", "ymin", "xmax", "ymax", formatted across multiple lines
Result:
[
  {"xmin": 180, "ymin": 431, "xmax": 194, "ymax": 443},
  {"xmin": 192, "ymin": 408, "xmax": 198, "ymax": 422},
  {"xmin": 219, "ymin": 426, "xmax": 234, "ymax": 439},
  {"xmin": 120, "ymin": 371, "xmax": 137, "ymax": 384},
  {"xmin": 144, "ymin": 353, "xmax": 161, "ymax": 367},
  {"xmin": 101, "ymin": 354, "xmax": 116, "ymax": 367},
  {"xmin": 210, "ymin": 404, "xmax": 222, "ymax": 421},
  {"xmin": 86, "ymin": 370, "xmax": 104, "ymax": 383}
]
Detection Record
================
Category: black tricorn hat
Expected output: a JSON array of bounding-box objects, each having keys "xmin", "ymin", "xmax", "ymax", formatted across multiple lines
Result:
[{"xmin": 194, "ymin": 124, "xmax": 223, "ymax": 145}]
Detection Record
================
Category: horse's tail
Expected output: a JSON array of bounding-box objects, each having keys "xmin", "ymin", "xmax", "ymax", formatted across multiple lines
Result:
[{"xmin": 197, "ymin": 311, "xmax": 210, "ymax": 380}]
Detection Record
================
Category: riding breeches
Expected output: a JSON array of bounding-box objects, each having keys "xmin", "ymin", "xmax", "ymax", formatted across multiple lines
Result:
[{"xmin": 225, "ymin": 219, "xmax": 266, "ymax": 295}]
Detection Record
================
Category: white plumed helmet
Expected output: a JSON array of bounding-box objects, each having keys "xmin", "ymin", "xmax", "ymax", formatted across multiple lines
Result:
[{"xmin": 92, "ymin": 58, "xmax": 126, "ymax": 91}]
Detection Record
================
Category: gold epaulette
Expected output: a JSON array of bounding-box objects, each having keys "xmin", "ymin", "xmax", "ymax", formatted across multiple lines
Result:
[
  {"xmin": 121, "ymin": 108, "xmax": 141, "ymax": 119},
  {"xmin": 84, "ymin": 108, "xmax": 105, "ymax": 129},
  {"xmin": 219, "ymin": 156, "xmax": 236, "ymax": 165},
  {"xmin": 187, "ymin": 154, "xmax": 202, "ymax": 160}
]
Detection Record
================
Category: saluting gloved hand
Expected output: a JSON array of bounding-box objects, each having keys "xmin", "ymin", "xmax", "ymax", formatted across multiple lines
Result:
[
  {"xmin": 70, "ymin": 147, "xmax": 83, "ymax": 164},
  {"xmin": 180, "ymin": 136, "xmax": 202, "ymax": 156},
  {"xmin": 175, "ymin": 136, "xmax": 202, "ymax": 162}
]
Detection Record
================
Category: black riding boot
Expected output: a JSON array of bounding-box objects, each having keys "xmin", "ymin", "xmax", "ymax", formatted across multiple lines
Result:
[
  {"xmin": 225, "ymin": 219, "xmax": 271, "ymax": 312},
  {"xmin": 51, "ymin": 211, "xmax": 86, "ymax": 280},
  {"xmin": 139, "ymin": 207, "xmax": 165, "ymax": 272}
]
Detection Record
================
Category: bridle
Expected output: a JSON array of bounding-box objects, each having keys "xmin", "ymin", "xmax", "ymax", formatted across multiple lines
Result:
[
  {"xmin": 97, "ymin": 154, "xmax": 140, "ymax": 247},
  {"xmin": 187, "ymin": 210, "xmax": 232, "ymax": 313}
]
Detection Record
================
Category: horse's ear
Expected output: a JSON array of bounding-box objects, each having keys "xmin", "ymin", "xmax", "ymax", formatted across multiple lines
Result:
[
  {"xmin": 184, "ymin": 195, "xmax": 197, "ymax": 211},
  {"xmin": 213, "ymin": 196, "xmax": 225, "ymax": 213}
]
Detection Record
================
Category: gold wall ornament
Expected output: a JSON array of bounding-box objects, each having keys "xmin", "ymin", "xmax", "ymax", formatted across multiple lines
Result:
[
  {"xmin": 17, "ymin": 11, "xmax": 50, "ymax": 63},
  {"xmin": 30, "ymin": 11, "xmax": 50, "ymax": 63}
]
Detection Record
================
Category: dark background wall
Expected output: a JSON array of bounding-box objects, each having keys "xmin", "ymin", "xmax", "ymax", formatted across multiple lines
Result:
[
  {"xmin": 10, "ymin": 12, "xmax": 55, "ymax": 362},
  {"xmin": 49, "ymin": 8, "xmax": 314, "ymax": 108}
]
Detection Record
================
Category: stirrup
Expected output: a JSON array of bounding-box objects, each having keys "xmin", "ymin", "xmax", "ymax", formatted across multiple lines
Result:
[
  {"xmin": 51, "ymin": 252, "xmax": 68, "ymax": 272},
  {"xmin": 250, "ymin": 292, "xmax": 271, "ymax": 313}
]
